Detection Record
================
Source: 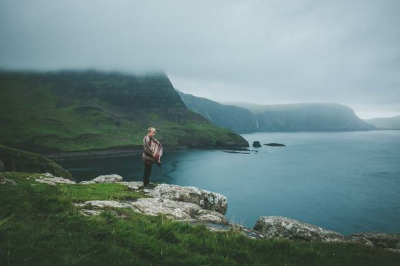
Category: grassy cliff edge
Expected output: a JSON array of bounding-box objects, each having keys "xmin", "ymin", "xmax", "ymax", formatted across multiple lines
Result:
[{"xmin": 1, "ymin": 172, "xmax": 399, "ymax": 266}]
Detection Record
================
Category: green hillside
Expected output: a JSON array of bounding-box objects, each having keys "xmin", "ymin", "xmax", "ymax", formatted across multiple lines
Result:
[
  {"xmin": 0, "ymin": 144, "xmax": 73, "ymax": 180},
  {"xmin": 0, "ymin": 70, "xmax": 248, "ymax": 153}
]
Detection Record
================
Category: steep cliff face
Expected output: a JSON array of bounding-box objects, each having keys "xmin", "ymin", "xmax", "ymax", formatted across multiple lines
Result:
[
  {"xmin": 0, "ymin": 70, "xmax": 248, "ymax": 153},
  {"xmin": 177, "ymin": 90, "xmax": 259, "ymax": 133},
  {"xmin": 254, "ymin": 103, "xmax": 376, "ymax": 132},
  {"xmin": 181, "ymin": 94, "xmax": 376, "ymax": 132}
]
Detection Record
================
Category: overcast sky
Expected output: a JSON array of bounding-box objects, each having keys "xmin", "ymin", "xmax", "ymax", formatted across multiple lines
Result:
[{"xmin": 1, "ymin": 0, "xmax": 399, "ymax": 118}]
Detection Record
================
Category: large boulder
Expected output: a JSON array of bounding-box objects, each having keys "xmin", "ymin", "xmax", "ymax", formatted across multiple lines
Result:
[
  {"xmin": 146, "ymin": 184, "xmax": 228, "ymax": 214},
  {"xmin": 253, "ymin": 216, "xmax": 344, "ymax": 242},
  {"xmin": 80, "ymin": 174, "xmax": 123, "ymax": 184},
  {"xmin": 252, "ymin": 141, "xmax": 261, "ymax": 148}
]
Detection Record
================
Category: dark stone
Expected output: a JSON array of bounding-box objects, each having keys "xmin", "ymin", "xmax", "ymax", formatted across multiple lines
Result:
[
  {"xmin": 348, "ymin": 233, "xmax": 400, "ymax": 249},
  {"xmin": 264, "ymin": 143, "xmax": 286, "ymax": 147},
  {"xmin": 252, "ymin": 141, "xmax": 262, "ymax": 148},
  {"xmin": 0, "ymin": 145, "xmax": 74, "ymax": 181},
  {"xmin": 0, "ymin": 159, "xmax": 4, "ymax": 171}
]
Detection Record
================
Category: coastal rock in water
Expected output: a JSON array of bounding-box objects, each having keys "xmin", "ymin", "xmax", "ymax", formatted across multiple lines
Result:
[
  {"xmin": 146, "ymin": 183, "xmax": 228, "ymax": 215},
  {"xmin": 253, "ymin": 216, "xmax": 344, "ymax": 242},
  {"xmin": 264, "ymin": 143, "xmax": 286, "ymax": 147},
  {"xmin": 0, "ymin": 174, "xmax": 17, "ymax": 185},
  {"xmin": 35, "ymin": 173, "xmax": 77, "ymax": 185},
  {"xmin": 80, "ymin": 174, "xmax": 123, "ymax": 184},
  {"xmin": 252, "ymin": 141, "xmax": 262, "ymax": 148},
  {"xmin": 0, "ymin": 159, "xmax": 4, "ymax": 171},
  {"xmin": 348, "ymin": 233, "xmax": 400, "ymax": 250}
]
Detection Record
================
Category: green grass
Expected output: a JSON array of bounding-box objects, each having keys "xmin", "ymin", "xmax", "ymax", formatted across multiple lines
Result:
[
  {"xmin": 0, "ymin": 71, "xmax": 248, "ymax": 153},
  {"xmin": 1, "ymin": 172, "xmax": 399, "ymax": 265}
]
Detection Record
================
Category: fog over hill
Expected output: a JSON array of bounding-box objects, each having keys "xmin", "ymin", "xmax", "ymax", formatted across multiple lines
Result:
[
  {"xmin": 364, "ymin": 116, "xmax": 400, "ymax": 130},
  {"xmin": 178, "ymin": 92, "xmax": 376, "ymax": 132},
  {"xmin": 0, "ymin": 70, "xmax": 248, "ymax": 153}
]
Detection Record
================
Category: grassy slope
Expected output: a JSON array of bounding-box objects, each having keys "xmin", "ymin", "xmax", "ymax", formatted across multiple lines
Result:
[
  {"xmin": 1, "ymin": 172, "xmax": 399, "ymax": 266},
  {"xmin": 0, "ymin": 71, "xmax": 247, "ymax": 153},
  {"xmin": 0, "ymin": 144, "xmax": 73, "ymax": 180}
]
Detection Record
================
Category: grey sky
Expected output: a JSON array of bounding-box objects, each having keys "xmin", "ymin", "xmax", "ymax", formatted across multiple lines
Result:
[{"xmin": 1, "ymin": 0, "xmax": 399, "ymax": 118}]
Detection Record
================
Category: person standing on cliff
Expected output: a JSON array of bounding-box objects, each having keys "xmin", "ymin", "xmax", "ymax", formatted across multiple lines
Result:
[{"xmin": 142, "ymin": 127, "xmax": 162, "ymax": 189}]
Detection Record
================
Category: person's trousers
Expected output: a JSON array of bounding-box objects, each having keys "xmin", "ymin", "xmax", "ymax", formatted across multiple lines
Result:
[{"xmin": 143, "ymin": 163, "xmax": 152, "ymax": 186}]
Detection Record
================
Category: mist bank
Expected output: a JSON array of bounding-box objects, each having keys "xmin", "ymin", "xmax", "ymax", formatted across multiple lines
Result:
[
  {"xmin": 178, "ymin": 92, "xmax": 376, "ymax": 133},
  {"xmin": 0, "ymin": 70, "xmax": 248, "ymax": 154},
  {"xmin": 364, "ymin": 116, "xmax": 400, "ymax": 130}
]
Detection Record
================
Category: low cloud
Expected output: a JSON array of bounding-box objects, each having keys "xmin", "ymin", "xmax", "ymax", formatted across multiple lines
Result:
[{"xmin": 1, "ymin": 0, "xmax": 399, "ymax": 118}]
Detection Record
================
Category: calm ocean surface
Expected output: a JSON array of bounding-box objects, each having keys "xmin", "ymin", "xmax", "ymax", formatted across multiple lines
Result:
[{"xmin": 56, "ymin": 131, "xmax": 400, "ymax": 235}]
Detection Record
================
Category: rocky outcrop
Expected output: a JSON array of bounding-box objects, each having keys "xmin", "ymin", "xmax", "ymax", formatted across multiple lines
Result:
[
  {"xmin": 252, "ymin": 141, "xmax": 261, "ymax": 148},
  {"xmin": 253, "ymin": 216, "xmax": 400, "ymax": 253},
  {"xmin": 348, "ymin": 233, "xmax": 400, "ymax": 250},
  {"xmin": 80, "ymin": 174, "xmax": 123, "ymax": 184},
  {"xmin": 75, "ymin": 198, "xmax": 228, "ymax": 224},
  {"xmin": 31, "ymin": 173, "xmax": 400, "ymax": 250},
  {"xmin": 254, "ymin": 216, "xmax": 344, "ymax": 242},
  {"xmin": 0, "ymin": 145, "xmax": 73, "ymax": 180},
  {"xmin": 35, "ymin": 173, "xmax": 77, "ymax": 185},
  {"xmin": 34, "ymin": 174, "xmax": 228, "ymax": 225},
  {"xmin": 0, "ymin": 174, "xmax": 17, "ymax": 185},
  {"xmin": 145, "ymin": 184, "xmax": 227, "ymax": 215}
]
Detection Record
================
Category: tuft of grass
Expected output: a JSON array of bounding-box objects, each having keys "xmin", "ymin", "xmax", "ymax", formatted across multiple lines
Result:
[{"xmin": 1, "ymin": 172, "xmax": 399, "ymax": 266}]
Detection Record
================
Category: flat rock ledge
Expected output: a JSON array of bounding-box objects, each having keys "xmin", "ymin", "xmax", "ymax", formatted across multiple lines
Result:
[
  {"xmin": 74, "ymin": 199, "xmax": 227, "ymax": 225},
  {"xmin": 34, "ymin": 173, "xmax": 76, "ymax": 185},
  {"xmin": 254, "ymin": 216, "xmax": 400, "ymax": 253}
]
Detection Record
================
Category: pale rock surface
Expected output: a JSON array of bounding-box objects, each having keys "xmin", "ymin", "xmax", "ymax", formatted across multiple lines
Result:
[
  {"xmin": 348, "ymin": 233, "xmax": 400, "ymax": 250},
  {"xmin": 74, "ymin": 200, "xmax": 135, "ymax": 209},
  {"xmin": 145, "ymin": 183, "xmax": 228, "ymax": 214},
  {"xmin": 0, "ymin": 174, "xmax": 17, "ymax": 185},
  {"xmin": 74, "ymin": 198, "xmax": 227, "ymax": 224},
  {"xmin": 35, "ymin": 173, "xmax": 76, "ymax": 185},
  {"xmin": 80, "ymin": 174, "xmax": 123, "ymax": 184},
  {"xmin": 254, "ymin": 216, "xmax": 344, "ymax": 242},
  {"xmin": 131, "ymin": 198, "xmax": 228, "ymax": 224}
]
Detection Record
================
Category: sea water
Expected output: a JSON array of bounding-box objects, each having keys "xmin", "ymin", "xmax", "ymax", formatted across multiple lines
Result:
[{"xmin": 56, "ymin": 131, "xmax": 400, "ymax": 235}]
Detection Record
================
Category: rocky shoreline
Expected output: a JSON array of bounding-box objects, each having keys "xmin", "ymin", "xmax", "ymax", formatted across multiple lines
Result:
[{"xmin": 25, "ymin": 172, "xmax": 400, "ymax": 253}]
